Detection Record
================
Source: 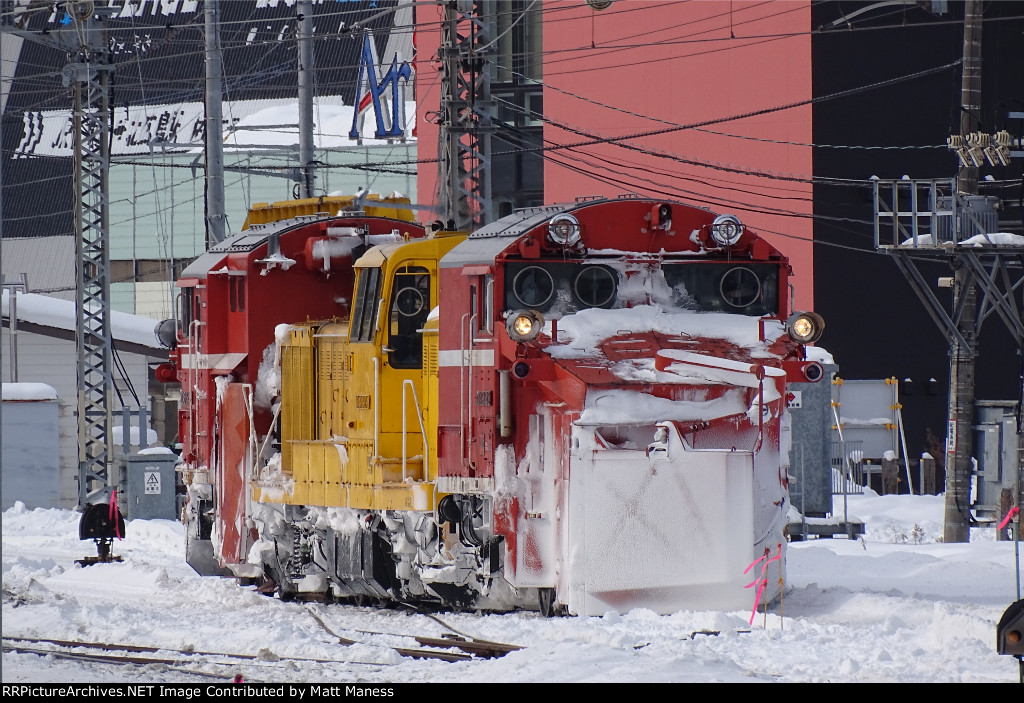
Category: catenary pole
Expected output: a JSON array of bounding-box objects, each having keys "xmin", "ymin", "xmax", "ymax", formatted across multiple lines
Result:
[
  {"xmin": 297, "ymin": 0, "xmax": 315, "ymax": 199},
  {"xmin": 204, "ymin": 0, "xmax": 227, "ymax": 246}
]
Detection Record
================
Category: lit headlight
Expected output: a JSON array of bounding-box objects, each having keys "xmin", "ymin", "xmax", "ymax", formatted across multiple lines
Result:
[
  {"xmin": 786, "ymin": 311, "xmax": 825, "ymax": 344},
  {"xmin": 710, "ymin": 214, "xmax": 744, "ymax": 247},
  {"xmin": 506, "ymin": 310, "xmax": 545, "ymax": 343},
  {"xmin": 547, "ymin": 214, "xmax": 582, "ymax": 247}
]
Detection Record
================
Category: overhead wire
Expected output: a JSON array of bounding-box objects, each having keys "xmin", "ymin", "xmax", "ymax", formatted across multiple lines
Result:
[
  {"xmin": 196, "ymin": 44, "xmax": 977, "ymax": 190},
  {"xmin": 10, "ymin": 2, "xmax": 1019, "ymax": 95},
  {"xmin": 4, "ymin": 3, "xmax": 1022, "ymax": 243},
  {"xmin": 488, "ymin": 101, "xmax": 877, "ymax": 253},
  {"xmin": 6, "ymin": 5, "xmax": 1021, "ymax": 109},
  {"xmin": 504, "ymin": 66, "xmax": 946, "ymax": 152}
]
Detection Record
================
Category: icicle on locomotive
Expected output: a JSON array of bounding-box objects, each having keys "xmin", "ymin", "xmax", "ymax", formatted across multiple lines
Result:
[{"xmin": 169, "ymin": 194, "xmax": 825, "ymax": 616}]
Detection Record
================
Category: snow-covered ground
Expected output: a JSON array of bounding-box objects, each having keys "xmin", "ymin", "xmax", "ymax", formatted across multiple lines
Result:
[{"xmin": 2, "ymin": 492, "xmax": 1021, "ymax": 683}]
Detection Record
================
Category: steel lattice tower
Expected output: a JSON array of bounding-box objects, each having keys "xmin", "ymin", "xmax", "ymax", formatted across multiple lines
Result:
[
  {"xmin": 66, "ymin": 9, "xmax": 115, "ymax": 506},
  {"xmin": 439, "ymin": 1, "xmax": 494, "ymax": 230}
]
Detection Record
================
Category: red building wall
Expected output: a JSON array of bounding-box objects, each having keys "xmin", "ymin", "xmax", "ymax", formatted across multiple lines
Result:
[{"xmin": 416, "ymin": 1, "xmax": 814, "ymax": 308}]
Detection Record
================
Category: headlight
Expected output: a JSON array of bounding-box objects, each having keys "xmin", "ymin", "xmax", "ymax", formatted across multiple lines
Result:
[
  {"xmin": 547, "ymin": 214, "xmax": 581, "ymax": 247},
  {"xmin": 786, "ymin": 311, "xmax": 825, "ymax": 344},
  {"xmin": 506, "ymin": 310, "xmax": 545, "ymax": 343},
  {"xmin": 710, "ymin": 214, "xmax": 744, "ymax": 247}
]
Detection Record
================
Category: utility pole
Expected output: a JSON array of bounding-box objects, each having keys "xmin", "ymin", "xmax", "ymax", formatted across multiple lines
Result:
[
  {"xmin": 204, "ymin": 0, "xmax": 226, "ymax": 245},
  {"xmin": 439, "ymin": 1, "xmax": 494, "ymax": 229},
  {"xmin": 944, "ymin": 0, "xmax": 982, "ymax": 543},
  {"xmin": 297, "ymin": 0, "xmax": 315, "ymax": 199}
]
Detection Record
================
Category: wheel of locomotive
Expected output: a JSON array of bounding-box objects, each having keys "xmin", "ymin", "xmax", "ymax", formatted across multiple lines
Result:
[
  {"xmin": 261, "ymin": 552, "xmax": 299, "ymax": 602},
  {"xmin": 274, "ymin": 568, "xmax": 299, "ymax": 601},
  {"xmin": 539, "ymin": 587, "xmax": 558, "ymax": 618}
]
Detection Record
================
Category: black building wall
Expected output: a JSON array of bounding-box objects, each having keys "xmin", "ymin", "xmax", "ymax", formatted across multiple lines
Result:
[
  {"xmin": 812, "ymin": 1, "xmax": 1024, "ymax": 481},
  {"xmin": 1, "ymin": 0, "xmax": 401, "ymax": 240}
]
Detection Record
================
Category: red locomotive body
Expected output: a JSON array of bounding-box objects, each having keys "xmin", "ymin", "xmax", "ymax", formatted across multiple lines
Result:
[
  {"xmin": 171, "ymin": 195, "xmax": 822, "ymax": 616},
  {"xmin": 432, "ymin": 198, "xmax": 821, "ymax": 614},
  {"xmin": 170, "ymin": 197, "xmax": 423, "ymax": 576}
]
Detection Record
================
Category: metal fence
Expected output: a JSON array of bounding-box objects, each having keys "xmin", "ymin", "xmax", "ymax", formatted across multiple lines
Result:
[{"xmin": 831, "ymin": 440, "xmax": 866, "ymax": 496}]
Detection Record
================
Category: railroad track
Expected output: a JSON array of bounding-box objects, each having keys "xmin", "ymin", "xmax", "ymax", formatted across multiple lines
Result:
[
  {"xmin": 303, "ymin": 605, "xmax": 524, "ymax": 662},
  {"xmin": 2, "ymin": 615, "xmax": 523, "ymax": 677},
  {"xmin": 2, "ymin": 637, "xmax": 254, "ymax": 681}
]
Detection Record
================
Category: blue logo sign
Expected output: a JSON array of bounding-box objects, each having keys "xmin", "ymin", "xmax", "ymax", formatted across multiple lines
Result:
[{"xmin": 350, "ymin": 32, "xmax": 412, "ymax": 140}]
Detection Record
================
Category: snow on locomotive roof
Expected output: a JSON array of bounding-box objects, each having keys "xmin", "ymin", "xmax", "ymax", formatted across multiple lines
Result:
[{"xmin": 440, "ymin": 233, "xmax": 515, "ymax": 269}]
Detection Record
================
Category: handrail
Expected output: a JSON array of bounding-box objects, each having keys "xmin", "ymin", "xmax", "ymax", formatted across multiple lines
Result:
[
  {"xmin": 187, "ymin": 319, "xmax": 201, "ymax": 451},
  {"xmin": 459, "ymin": 312, "xmax": 470, "ymax": 468},
  {"xmin": 467, "ymin": 313, "xmax": 477, "ymax": 469},
  {"xmin": 401, "ymin": 379, "xmax": 430, "ymax": 481},
  {"xmin": 373, "ymin": 356, "xmax": 380, "ymax": 459},
  {"xmin": 242, "ymin": 384, "xmax": 257, "ymax": 481},
  {"xmin": 257, "ymin": 401, "xmax": 283, "ymax": 473},
  {"xmin": 896, "ymin": 406, "xmax": 915, "ymax": 494}
]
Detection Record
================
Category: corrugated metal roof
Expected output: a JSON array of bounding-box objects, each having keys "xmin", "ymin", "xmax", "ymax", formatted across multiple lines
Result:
[
  {"xmin": 441, "ymin": 205, "xmax": 570, "ymax": 269},
  {"xmin": 1, "ymin": 236, "xmax": 76, "ymax": 301},
  {"xmin": 469, "ymin": 206, "xmax": 565, "ymax": 239}
]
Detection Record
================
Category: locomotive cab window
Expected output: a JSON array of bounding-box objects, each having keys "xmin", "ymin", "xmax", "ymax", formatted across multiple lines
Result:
[
  {"xmin": 178, "ymin": 287, "xmax": 195, "ymax": 331},
  {"xmin": 388, "ymin": 266, "xmax": 431, "ymax": 369},
  {"xmin": 470, "ymin": 274, "xmax": 495, "ymax": 335},
  {"xmin": 505, "ymin": 262, "xmax": 618, "ymax": 315},
  {"xmin": 351, "ymin": 267, "xmax": 383, "ymax": 343},
  {"xmin": 662, "ymin": 262, "xmax": 779, "ymax": 316}
]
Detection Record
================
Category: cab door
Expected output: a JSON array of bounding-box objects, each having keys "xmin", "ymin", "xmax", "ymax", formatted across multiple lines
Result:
[{"xmin": 378, "ymin": 263, "xmax": 434, "ymax": 481}]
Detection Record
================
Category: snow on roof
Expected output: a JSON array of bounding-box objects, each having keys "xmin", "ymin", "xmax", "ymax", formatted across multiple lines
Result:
[
  {"xmin": 2, "ymin": 290, "xmax": 166, "ymax": 351},
  {"xmin": 1, "ymin": 382, "xmax": 58, "ymax": 401},
  {"xmin": 959, "ymin": 232, "xmax": 1024, "ymax": 247},
  {"xmin": 805, "ymin": 345, "xmax": 835, "ymax": 365},
  {"xmin": 900, "ymin": 232, "xmax": 1024, "ymax": 247},
  {"xmin": 222, "ymin": 99, "xmax": 417, "ymax": 151}
]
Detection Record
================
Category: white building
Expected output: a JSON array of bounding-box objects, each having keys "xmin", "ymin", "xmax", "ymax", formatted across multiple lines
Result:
[{"xmin": 2, "ymin": 290, "xmax": 170, "ymax": 508}]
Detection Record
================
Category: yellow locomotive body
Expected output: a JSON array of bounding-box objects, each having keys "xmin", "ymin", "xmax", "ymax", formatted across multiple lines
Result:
[{"xmin": 252, "ymin": 232, "xmax": 464, "ymax": 515}]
